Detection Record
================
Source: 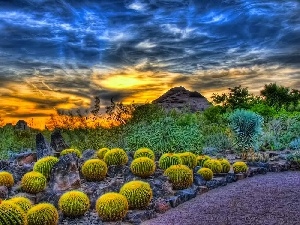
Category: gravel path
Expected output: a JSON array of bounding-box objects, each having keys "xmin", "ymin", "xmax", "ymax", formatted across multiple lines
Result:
[{"xmin": 142, "ymin": 171, "xmax": 300, "ymax": 225}]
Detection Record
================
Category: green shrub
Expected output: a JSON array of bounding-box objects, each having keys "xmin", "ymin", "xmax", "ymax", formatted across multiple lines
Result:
[
  {"xmin": 27, "ymin": 203, "xmax": 58, "ymax": 225},
  {"xmin": 289, "ymin": 138, "xmax": 300, "ymax": 150},
  {"xmin": 164, "ymin": 165, "xmax": 193, "ymax": 190},
  {"xmin": 134, "ymin": 148, "xmax": 155, "ymax": 161},
  {"xmin": 159, "ymin": 153, "xmax": 182, "ymax": 170},
  {"xmin": 0, "ymin": 171, "xmax": 14, "ymax": 188},
  {"xmin": 0, "ymin": 201, "xmax": 27, "ymax": 225},
  {"xmin": 21, "ymin": 171, "xmax": 46, "ymax": 194},
  {"xmin": 130, "ymin": 157, "xmax": 156, "ymax": 178},
  {"xmin": 287, "ymin": 151, "xmax": 300, "ymax": 166},
  {"xmin": 96, "ymin": 192, "xmax": 128, "ymax": 222},
  {"xmin": 197, "ymin": 168, "xmax": 213, "ymax": 181},
  {"xmin": 103, "ymin": 148, "xmax": 128, "ymax": 166},
  {"xmin": 33, "ymin": 156, "xmax": 59, "ymax": 179},
  {"xmin": 81, "ymin": 159, "xmax": 108, "ymax": 181}
]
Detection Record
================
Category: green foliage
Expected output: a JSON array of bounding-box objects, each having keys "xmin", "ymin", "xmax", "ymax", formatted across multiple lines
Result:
[
  {"xmin": 103, "ymin": 148, "xmax": 128, "ymax": 166},
  {"xmin": 133, "ymin": 147, "xmax": 155, "ymax": 161},
  {"xmin": 250, "ymin": 103, "xmax": 277, "ymax": 121},
  {"xmin": 96, "ymin": 148, "xmax": 110, "ymax": 159},
  {"xmin": 0, "ymin": 171, "xmax": 14, "ymax": 188},
  {"xmin": 203, "ymin": 133, "xmax": 233, "ymax": 153},
  {"xmin": 96, "ymin": 192, "xmax": 128, "ymax": 222},
  {"xmin": 27, "ymin": 203, "xmax": 58, "ymax": 225},
  {"xmin": 164, "ymin": 165, "xmax": 193, "ymax": 190},
  {"xmin": 8, "ymin": 197, "xmax": 33, "ymax": 212},
  {"xmin": 232, "ymin": 161, "xmax": 248, "ymax": 173},
  {"xmin": 21, "ymin": 171, "xmax": 47, "ymax": 194},
  {"xmin": 58, "ymin": 190, "xmax": 90, "ymax": 217},
  {"xmin": 196, "ymin": 155, "xmax": 211, "ymax": 167},
  {"xmin": 289, "ymin": 138, "xmax": 300, "ymax": 150},
  {"xmin": 60, "ymin": 148, "xmax": 82, "ymax": 158},
  {"xmin": 130, "ymin": 157, "xmax": 156, "ymax": 178},
  {"xmin": 218, "ymin": 158, "xmax": 231, "ymax": 173},
  {"xmin": 128, "ymin": 103, "xmax": 165, "ymax": 124},
  {"xmin": 178, "ymin": 152, "xmax": 197, "ymax": 169},
  {"xmin": 203, "ymin": 105, "xmax": 226, "ymax": 123},
  {"xmin": 228, "ymin": 109, "xmax": 264, "ymax": 151},
  {"xmin": 203, "ymin": 159, "xmax": 223, "ymax": 174},
  {"xmin": 33, "ymin": 156, "xmax": 59, "ymax": 179},
  {"xmin": 158, "ymin": 153, "xmax": 182, "ymax": 170},
  {"xmin": 197, "ymin": 168, "xmax": 213, "ymax": 181},
  {"xmin": 287, "ymin": 151, "xmax": 300, "ymax": 166},
  {"xmin": 81, "ymin": 159, "xmax": 108, "ymax": 181},
  {"xmin": 0, "ymin": 201, "xmax": 27, "ymax": 225},
  {"xmin": 119, "ymin": 180, "xmax": 153, "ymax": 209}
]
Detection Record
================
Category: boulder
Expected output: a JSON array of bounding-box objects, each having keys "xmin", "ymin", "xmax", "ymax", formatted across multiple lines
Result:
[
  {"xmin": 0, "ymin": 186, "xmax": 8, "ymax": 199},
  {"xmin": 50, "ymin": 129, "xmax": 69, "ymax": 156},
  {"xmin": 36, "ymin": 133, "xmax": 52, "ymax": 159},
  {"xmin": 10, "ymin": 151, "xmax": 36, "ymax": 166}
]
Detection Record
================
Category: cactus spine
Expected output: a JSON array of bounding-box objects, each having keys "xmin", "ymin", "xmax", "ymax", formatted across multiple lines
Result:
[
  {"xmin": 197, "ymin": 155, "xmax": 211, "ymax": 167},
  {"xmin": 159, "ymin": 153, "xmax": 182, "ymax": 170},
  {"xmin": 232, "ymin": 161, "xmax": 248, "ymax": 173},
  {"xmin": 103, "ymin": 148, "xmax": 128, "ymax": 166},
  {"xmin": 8, "ymin": 196, "xmax": 33, "ymax": 212},
  {"xmin": 218, "ymin": 158, "xmax": 231, "ymax": 173},
  {"xmin": 0, "ymin": 201, "xmax": 27, "ymax": 225},
  {"xmin": 178, "ymin": 152, "xmax": 197, "ymax": 169},
  {"xmin": 27, "ymin": 203, "xmax": 58, "ymax": 225},
  {"xmin": 164, "ymin": 165, "xmax": 193, "ymax": 190},
  {"xmin": 33, "ymin": 156, "xmax": 59, "ymax": 179},
  {"xmin": 81, "ymin": 159, "xmax": 108, "ymax": 181},
  {"xmin": 96, "ymin": 148, "xmax": 110, "ymax": 159},
  {"xmin": 197, "ymin": 168, "xmax": 213, "ymax": 181},
  {"xmin": 203, "ymin": 159, "xmax": 222, "ymax": 174},
  {"xmin": 130, "ymin": 157, "xmax": 156, "ymax": 178},
  {"xmin": 134, "ymin": 148, "xmax": 155, "ymax": 161},
  {"xmin": 60, "ymin": 148, "xmax": 82, "ymax": 158},
  {"xmin": 21, "ymin": 171, "xmax": 46, "ymax": 194}
]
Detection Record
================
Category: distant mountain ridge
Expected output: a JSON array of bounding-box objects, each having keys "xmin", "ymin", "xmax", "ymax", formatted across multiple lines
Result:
[{"xmin": 152, "ymin": 86, "xmax": 211, "ymax": 112}]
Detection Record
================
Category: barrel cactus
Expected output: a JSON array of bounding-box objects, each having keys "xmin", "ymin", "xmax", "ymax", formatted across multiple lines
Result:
[
  {"xmin": 60, "ymin": 148, "xmax": 82, "ymax": 158},
  {"xmin": 159, "ymin": 153, "xmax": 182, "ymax": 170},
  {"xmin": 33, "ymin": 156, "xmax": 59, "ymax": 179},
  {"xmin": 96, "ymin": 148, "xmax": 110, "ymax": 159},
  {"xmin": 103, "ymin": 148, "xmax": 128, "ymax": 166},
  {"xmin": 96, "ymin": 192, "xmax": 128, "ymax": 222},
  {"xmin": 134, "ymin": 148, "xmax": 155, "ymax": 161},
  {"xmin": 164, "ymin": 164, "xmax": 193, "ymax": 190},
  {"xmin": 0, "ymin": 201, "xmax": 27, "ymax": 225},
  {"xmin": 218, "ymin": 158, "xmax": 231, "ymax": 173},
  {"xmin": 203, "ymin": 159, "xmax": 222, "ymax": 174},
  {"xmin": 0, "ymin": 171, "xmax": 14, "ymax": 188},
  {"xmin": 8, "ymin": 196, "xmax": 33, "ymax": 212},
  {"xmin": 27, "ymin": 203, "xmax": 58, "ymax": 225},
  {"xmin": 232, "ymin": 161, "xmax": 248, "ymax": 173},
  {"xmin": 197, "ymin": 155, "xmax": 211, "ymax": 167},
  {"xmin": 178, "ymin": 152, "xmax": 197, "ymax": 169},
  {"xmin": 21, "ymin": 171, "xmax": 47, "ymax": 194},
  {"xmin": 58, "ymin": 190, "xmax": 90, "ymax": 217},
  {"xmin": 197, "ymin": 168, "xmax": 213, "ymax": 181},
  {"xmin": 119, "ymin": 180, "xmax": 153, "ymax": 209},
  {"xmin": 130, "ymin": 157, "xmax": 156, "ymax": 178},
  {"xmin": 81, "ymin": 159, "xmax": 108, "ymax": 181}
]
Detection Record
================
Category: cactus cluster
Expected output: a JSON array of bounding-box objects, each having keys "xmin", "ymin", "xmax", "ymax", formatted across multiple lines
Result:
[
  {"xmin": 130, "ymin": 157, "xmax": 156, "ymax": 178},
  {"xmin": 197, "ymin": 168, "xmax": 213, "ymax": 181},
  {"xmin": 159, "ymin": 153, "xmax": 182, "ymax": 170},
  {"xmin": 33, "ymin": 156, "xmax": 59, "ymax": 179},
  {"xmin": 58, "ymin": 190, "xmax": 90, "ymax": 217},
  {"xmin": 81, "ymin": 159, "xmax": 108, "ymax": 181},
  {"xmin": 119, "ymin": 180, "xmax": 153, "ymax": 209},
  {"xmin": 60, "ymin": 148, "xmax": 82, "ymax": 158},
  {"xmin": 104, "ymin": 148, "xmax": 128, "ymax": 166},
  {"xmin": 203, "ymin": 159, "xmax": 223, "ymax": 174},
  {"xmin": 246, "ymin": 152, "xmax": 269, "ymax": 163},
  {"xmin": 27, "ymin": 203, "xmax": 58, "ymax": 225},
  {"xmin": 196, "ymin": 155, "xmax": 211, "ymax": 167},
  {"xmin": 218, "ymin": 158, "xmax": 231, "ymax": 173},
  {"xmin": 134, "ymin": 148, "xmax": 155, "ymax": 161},
  {"xmin": 232, "ymin": 161, "xmax": 248, "ymax": 173},
  {"xmin": 0, "ymin": 171, "xmax": 14, "ymax": 188},
  {"xmin": 164, "ymin": 165, "xmax": 193, "ymax": 190},
  {"xmin": 21, "ymin": 171, "xmax": 47, "ymax": 194},
  {"xmin": 96, "ymin": 148, "xmax": 110, "ymax": 159},
  {"xmin": 96, "ymin": 192, "xmax": 128, "ymax": 222},
  {"xmin": 8, "ymin": 196, "xmax": 33, "ymax": 212},
  {"xmin": 178, "ymin": 152, "xmax": 197, "ymax": 169},
  {"xmin": 0, "ymin": 201, "xmax": 27, "ymax": 225}
]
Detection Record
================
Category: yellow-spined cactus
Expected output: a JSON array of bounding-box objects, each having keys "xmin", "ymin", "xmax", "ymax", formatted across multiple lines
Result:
[
  {"xmin": 130, "ymin": 157, "xmax": 156, "ymax": 178},
  {"xmin": 158, "ymin": 153, "xmax": 182, "ymax": 170},
  {"xmin": 81, "ymin": 159, "xmax": 108, "ymax": 181},
  {"xmin": 232, "ymin": 161, "xmax": 248, "ymax": 173},
  {"xmin": 0, "ymin": 201, "xmax": 27, "ymax": 225},
  {"xmin": 164, "ymin": 165, "xmax": 193, "ymax": 190},
  {"xmin": 119, "ymin": 180, "xmax": 153, "ymax": 209},
  {"xmin": 96, "ymin": 148, "xmax": 110, "ymax": 159},
  {"xmin": 218, "ymin": 158, "xmax": 231, "ymax": 173},
  {"xmin": 0, "ymin": 171, "xmax": 14, "ymax": 188},
  {"xmin": 178, "ymin": 152, "xmax": 197, "ymax": 169},
  {"xmin": 203, "ymin": 159, "xmax": 222, "ymax": 174},
  {"xmin": 96, "ymin": 192, "xmax": 128, "ymax": 222},
  {"xmin": 196, "ymin": 155, "xmax": 211, "ymax": 167},
  {"xmin": 103, "ymin": 148, "xmax": 128, "ymax": 166},
  {"xmin": 8, "ymin": 196, "xmax": 33, "ymax": 212},
  {"xmin": 58, "ymin": 190, "xmax": 90, "ymax": 217},
  {"xmin": 21, "ymin": 171, "xmax": 46, "ymax": 194},
  {"xmin": 33, "ymin": 156, "xmax": 59, "ymax": 179},
  {"xmin": 27, "ymin": 203, "xmax": 58, "ymax": 225},
  {"xmin": 134, "ymin": 148, "xmax": 155, "ymax": 161},
  {"xmin": 197, "ymin": 168, "xmax": 213, "ymax": 181},
  {"xmin": 60, "ymin": 148, "xmax": 82, "ymax": 158}
]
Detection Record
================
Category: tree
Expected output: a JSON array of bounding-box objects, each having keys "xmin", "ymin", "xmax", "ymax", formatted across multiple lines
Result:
[{"xmin": 91, "ymin": 96, "xmax": 101, "ymax": 116}]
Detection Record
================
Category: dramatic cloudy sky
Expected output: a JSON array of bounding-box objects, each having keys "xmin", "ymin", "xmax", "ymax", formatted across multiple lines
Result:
[{"xmin": 0, "ymin": 0, "xmax": 299, "ymax": 126}]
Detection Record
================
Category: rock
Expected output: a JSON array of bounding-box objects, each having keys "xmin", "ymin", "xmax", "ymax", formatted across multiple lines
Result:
[
  {"xmin": 125, "ymin": 209, "xmax": 156, "ymax": 225},
  {"xmin": 50, "ymin": 129, "xmax": 69, "ymax": 156},
  {"xmin": 48, "ymin": 154, "xmax": 81, "ymax": 192},
  {"xmin": 198, "ymin": 186, "xmax": 209, "ymax": 195},
  {"xmin": 175, "ymin": 185, "xmax": 198, "ymax": 203},
  {"xmin": 10, "ymin": 151, "xmax": 37, "ymax": 166},
  {"xmin": 193, "ymin": 174, "xmax": 207, "ymax": 186},
  {"xmin": 8, "ymin": 163, "xmax": 33, "ymax": 182},
  {"xmin": 167, "ymin": 195, "xmax": 182, "ymax": 208},
  {"xmin": 81, "ymin": 149, "xmax": 96, "ymax": 161},
  {"xmin": 36, "ymin": 190, "xmax": 63, "ymax": 207},
  {"xmin": 59, "ymin": 210, "xmax": 103, "ymax": 225},
  {"xmin": 36, "ymin": 133, "xmax": 53, "ymax": 159},
  {"xmin": 154, "ymin": 198, "xmax": 171, "ymax": 213},
  {"xmin": 236, "ymin": 173, "xmax": 246, "ymax": 180},
  {"xmin": 225, "ymin": 173, "xmax": 237, "ymax": 183},
  {"xmin": 206, "ymin": 177, "xmax": 227, "ymax": 189},
  {"xmin": 0, "ymin": 160, "xmax": 9, "ymax": 170},
  {"xmin": 0, "ymin": 186, "xmax": 8, "ymax": 199},
  {"xmin": 107, "ymin": 165, "xmax": 130, "ymax": 178}
]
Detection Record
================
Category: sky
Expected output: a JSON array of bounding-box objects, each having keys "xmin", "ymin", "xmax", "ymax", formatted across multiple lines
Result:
[{"xmin": 0, "ymin": 0, "xmax": 300, "ymax": 128}]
